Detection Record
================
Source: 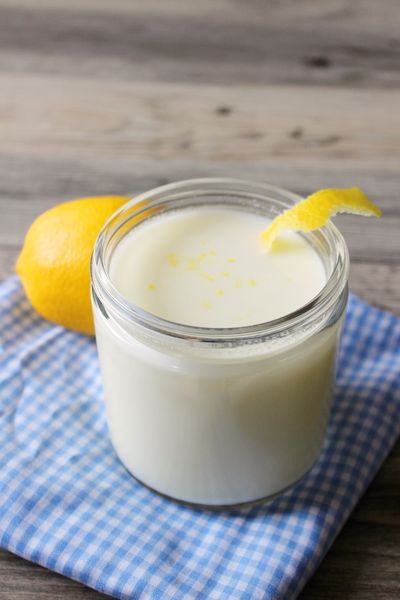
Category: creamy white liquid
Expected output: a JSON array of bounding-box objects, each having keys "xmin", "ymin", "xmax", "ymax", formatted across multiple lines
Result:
[
  {"xmin": 110, "ymin": 208, "xmax": 326, "ymax": 327},
  {"xmin": 94, "ymin": 206, "xmax": 342, "ymax": 506}
]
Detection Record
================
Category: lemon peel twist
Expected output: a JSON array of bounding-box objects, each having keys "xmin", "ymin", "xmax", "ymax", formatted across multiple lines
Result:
[{"xmin": 261, "ymin": 187, "xmax": 381, "ymax": 249}]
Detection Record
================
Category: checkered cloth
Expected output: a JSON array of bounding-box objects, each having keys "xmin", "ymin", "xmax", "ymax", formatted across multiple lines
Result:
[{"xmin": 1, "ymin": 276, "xmax": 399, "ymax": 600}]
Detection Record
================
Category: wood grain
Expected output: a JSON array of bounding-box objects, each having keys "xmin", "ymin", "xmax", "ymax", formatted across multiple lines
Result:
[
  {"xmin": 0, "ymin": 1, "xmax": 399, "ymax": 599},
  {"xmin": 1, "ymin": 75, "xmax": 399, "ymax": 169},
  {"xmin": 0, "ymin": 549, "xmax": 109, "ymax": 600},
  {"xmin": 0, "ymin": 0, "xmax": 399, "ymax": 87}
]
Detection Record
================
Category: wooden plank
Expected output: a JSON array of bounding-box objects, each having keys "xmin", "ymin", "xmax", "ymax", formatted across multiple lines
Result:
[
  {"xmin": 2, "ymin": 0, "xmax": 400, "ymax": 30},
  {"xmin": 1, "ymin": 76, "xmax": 399, "ymax": 170},
  {"xmin": 350, "ymin": 263, "xmax": 400, "ymax": 315},
  {"xmin": 4, "ymin": 0, "xmax": 400, "ymax": 26},
  {"xmin": 0, "ymin": 153, "xmax": 399, "ymax": 208},
  {"xmin": 0, "ymin": 1, "xmax": 399, "ymax": 87}
]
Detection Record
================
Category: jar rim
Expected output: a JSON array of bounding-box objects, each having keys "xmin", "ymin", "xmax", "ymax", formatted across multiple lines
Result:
[{"xmin": 91, "ymin": 177, "xmax": 349, "ymax": 344}]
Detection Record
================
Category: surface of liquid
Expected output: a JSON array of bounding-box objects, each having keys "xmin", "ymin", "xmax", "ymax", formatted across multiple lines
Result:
[{"xmin": 110, "ymin": 207, "xmax": 327, "ymax": 327}]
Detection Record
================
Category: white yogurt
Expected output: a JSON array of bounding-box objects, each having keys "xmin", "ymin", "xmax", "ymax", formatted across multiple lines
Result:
[
  {"xmin": 110, "ymin": 208, "xmax": 326, "ymax": 327},
  {"xmin": 92, "ymin": 194, "xmax": 347, "ymax": 507}
]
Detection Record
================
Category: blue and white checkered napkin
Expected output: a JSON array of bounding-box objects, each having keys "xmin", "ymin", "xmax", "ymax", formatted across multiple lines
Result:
[{"xmin": 1, "ymin": 275, "xmax": 400, "ymax": 600}]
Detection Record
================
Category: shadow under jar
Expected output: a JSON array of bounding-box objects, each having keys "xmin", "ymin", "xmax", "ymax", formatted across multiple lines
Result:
[{"xmin": 91, "ymin": 178, "xmax": 349, "ymax": 509}]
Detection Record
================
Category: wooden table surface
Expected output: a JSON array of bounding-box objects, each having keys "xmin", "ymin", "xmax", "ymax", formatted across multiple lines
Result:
[{"xmin": 0, "ymin": 1, "xmax": 399, "ymax": 598}]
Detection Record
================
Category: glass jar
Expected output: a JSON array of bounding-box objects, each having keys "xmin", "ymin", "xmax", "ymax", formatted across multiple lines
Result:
[{"xmin": 91, "ymin": 178, "xmax": 349, "ymax": 508}]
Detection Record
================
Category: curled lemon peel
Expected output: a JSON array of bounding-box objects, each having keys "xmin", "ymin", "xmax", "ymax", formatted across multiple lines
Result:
[{"xmin": 261, "ymin": 187, "xmax": 381, "ymax": 249}]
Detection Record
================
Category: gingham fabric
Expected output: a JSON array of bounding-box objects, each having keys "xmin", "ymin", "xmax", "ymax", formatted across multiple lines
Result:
[{"xmin": 1, "ymin": 276, "xmax": 399, "ymax": 600}]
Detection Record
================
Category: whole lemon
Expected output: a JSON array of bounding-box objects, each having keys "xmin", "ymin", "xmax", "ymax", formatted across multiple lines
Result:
[{"xmin": 16, "ymin": 195, "xmax": 128, "ymax": 335}]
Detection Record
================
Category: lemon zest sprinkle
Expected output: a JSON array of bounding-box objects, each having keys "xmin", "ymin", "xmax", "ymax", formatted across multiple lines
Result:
[
  {"xmin": 167, "ymin": 253, "xmax": 179, "ymax": 267},
  {"xmin": 187, "ymin": 253, "xmax": 208, "ymax": 272},
  {"xmin": 200, "ymin": 271, "xmax": 215, "ymax": 282},
  {"xmin": 201, "ymin": 300, "xmax": 212, "ymax": 310}
]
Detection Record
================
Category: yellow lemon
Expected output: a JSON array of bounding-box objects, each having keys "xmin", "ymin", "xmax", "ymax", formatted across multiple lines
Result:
[
  {"xmin": 16, "ymin": 195, "xmax": 129, "ymax": 335},
  {"xmin": 261, "ymin": 187, "xmax": 381, "ymax": 249}
]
